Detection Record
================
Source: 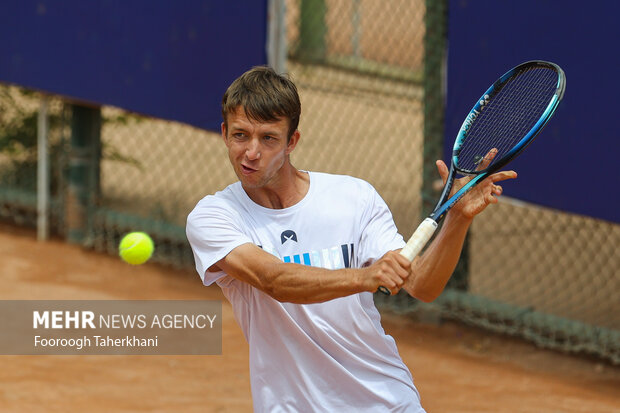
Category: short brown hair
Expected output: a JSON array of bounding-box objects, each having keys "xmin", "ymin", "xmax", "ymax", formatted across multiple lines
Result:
[{"xmin": 221, "ymin": 66, "xmax": 301, "ymax": 139}]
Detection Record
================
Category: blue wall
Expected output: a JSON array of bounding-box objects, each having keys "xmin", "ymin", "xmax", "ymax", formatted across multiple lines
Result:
[
  {"xmin": 0, "ymin": 1, "xmax": 268, "ymax": 131},
  {"xmin": 446, "ymin": 0, "xmax": 618, "ymax": 223}
]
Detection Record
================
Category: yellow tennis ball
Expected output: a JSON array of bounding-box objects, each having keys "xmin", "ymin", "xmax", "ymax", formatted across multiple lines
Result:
[{"xmin": 119, "ymin": 232, "xmax": 154, "ymax": 265}]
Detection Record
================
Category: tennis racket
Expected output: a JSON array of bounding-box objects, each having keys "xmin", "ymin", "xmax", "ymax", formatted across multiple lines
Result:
[{"xmin": 378, "ymin": 60, "xmax": 566, "ymax": 295}]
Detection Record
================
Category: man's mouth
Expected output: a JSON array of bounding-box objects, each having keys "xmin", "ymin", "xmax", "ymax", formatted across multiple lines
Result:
[{"xmin": 240, "ymin": 164, "xmax": 257, "ymax": 175}]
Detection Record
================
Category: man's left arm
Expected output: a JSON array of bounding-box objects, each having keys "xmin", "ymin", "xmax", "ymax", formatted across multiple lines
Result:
[{"xmin": 403, "ymin": 160, "xmax": 517, "ymax": 302}]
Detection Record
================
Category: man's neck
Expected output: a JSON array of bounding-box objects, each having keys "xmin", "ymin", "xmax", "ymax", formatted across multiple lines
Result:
[{"xmin": 243, "ymin": 166, "xmax": 310, "ymax": 209}]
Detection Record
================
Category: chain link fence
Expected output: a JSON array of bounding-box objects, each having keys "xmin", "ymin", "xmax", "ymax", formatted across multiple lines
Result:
[
  {"xmin": 0, "ymin": 86, "xmax": 67, "ymax": 232},
  {"xmin": 0, "ymin": 0, "xmax": 618, "ymax": 364}
]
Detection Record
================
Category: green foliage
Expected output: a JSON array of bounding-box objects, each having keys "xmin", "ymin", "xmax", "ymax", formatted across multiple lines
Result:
[{"xmin": 0, "ymin": 85, "xmax": 142, "ymax": 191}]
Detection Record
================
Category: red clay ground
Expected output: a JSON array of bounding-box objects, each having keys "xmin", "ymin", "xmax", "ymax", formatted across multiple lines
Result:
[{"xmin": 1, "ymin": 223, "xmax": 618, "ymax": 412}]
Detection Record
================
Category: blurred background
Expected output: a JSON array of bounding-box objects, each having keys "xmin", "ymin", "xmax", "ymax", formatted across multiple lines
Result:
[{"xmin": 0, "ymin": 0, "xmax": 618, "ymax": 365}]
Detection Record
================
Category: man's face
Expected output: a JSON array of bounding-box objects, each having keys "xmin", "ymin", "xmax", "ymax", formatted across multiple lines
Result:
[{"xmin": 222, "ymin": 107, "xmax": 299, "ymax": 189}]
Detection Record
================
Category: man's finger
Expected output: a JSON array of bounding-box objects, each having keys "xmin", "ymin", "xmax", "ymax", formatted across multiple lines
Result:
[
  {"xmin": 435, "ymin": 160, "xmax": 449, "ymax": 186},
  {"xmin": 475, "ymin": 148, "xmax": 498, "ymax": 171},
  {"xmin": 393, "ymin": 251, "xmax": 413, "ymax": 268},
  {"xmin": 490, "ymin": 170, "xmax": 518, "ymax": 183}
]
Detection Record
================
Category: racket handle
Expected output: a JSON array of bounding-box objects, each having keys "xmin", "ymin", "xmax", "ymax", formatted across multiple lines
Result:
[
  {"xmin": 400, "ymin": 218, "xmax": 438, "ymax": 261},
  {"xmin": 377, "ymin": 218, "xmax": 438, "ymax": 296}
]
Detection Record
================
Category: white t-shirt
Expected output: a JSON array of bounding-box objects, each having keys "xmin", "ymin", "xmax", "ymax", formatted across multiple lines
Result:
[{"xmin": 186, "ymin": 171, "xmax": 425, "ymax": 412}]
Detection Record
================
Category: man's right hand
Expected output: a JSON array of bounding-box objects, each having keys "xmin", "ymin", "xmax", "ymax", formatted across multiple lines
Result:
[{"xmin": 362, "ymin": 250, "xmax": 412, "ymax": 295}]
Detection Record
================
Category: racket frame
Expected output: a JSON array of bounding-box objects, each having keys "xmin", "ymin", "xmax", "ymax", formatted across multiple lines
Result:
[
  {"xmin": 432, "ymin": 61, "xmax": 566, "ymax": 223},
  {"xmin": 380, "ymin": 60, "xmax": 566, "ymax": 294},
  {"xmin": 452, "ymin": 61, "xmax": 566, "ymax": 177}
]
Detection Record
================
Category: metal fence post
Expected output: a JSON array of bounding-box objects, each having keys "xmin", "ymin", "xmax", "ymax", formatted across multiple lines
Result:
[
  {"xmin": 37, "ymin": 97, "xmax": 50, "ymax": 241},
  {"xmin": 65, "ymin": 104, "xmax": 101, "ymax": 244},
  {"xmin": 423, "ymin": 0, "xmax": 468, "ymax": 289},
  {"xmin": 297, "ymin": 0, "xmax": 326, "ymax": 62}
]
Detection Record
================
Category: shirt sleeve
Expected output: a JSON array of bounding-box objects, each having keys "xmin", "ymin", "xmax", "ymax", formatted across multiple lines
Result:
[
  {"xmin": 357, "ymin": 183, "xmax": 405, "ymax": 266},
  {"xmin": 186, "ymin": 196, "xmax": 253, "ymax": 285}
]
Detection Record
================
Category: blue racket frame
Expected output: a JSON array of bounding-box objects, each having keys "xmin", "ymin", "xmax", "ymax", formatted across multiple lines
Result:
[
  {"xmin": 379, "ymin": 60, "xmax": 566, "ymax": 295},
  {"xmin": 453, "ymin": 60, "xmax": 566, "ymax": 174},
  {"xmin": 430, "ymin": 60, "xmax": 566, "ymax": 222}
]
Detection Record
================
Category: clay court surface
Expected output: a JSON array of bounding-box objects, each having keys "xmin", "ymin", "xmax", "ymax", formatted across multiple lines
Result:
[{"xmin": 1, "ymin": 223, "xmax": 618, "ymax": 413}]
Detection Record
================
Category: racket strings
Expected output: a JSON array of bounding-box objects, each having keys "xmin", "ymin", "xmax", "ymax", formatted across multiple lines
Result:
[{"xmin": 457, "ymin": 65, "xmax": 558, "ymax": 172}]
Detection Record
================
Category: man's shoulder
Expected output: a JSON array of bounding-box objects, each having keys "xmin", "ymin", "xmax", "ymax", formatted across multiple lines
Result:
[
  {"xmin": 311, "ymin": 171, "xmax": 374, "ymax": 188},
  {"xmin": 188, "ymin": 182, "xmax": 243, "ymax": 220},
  {"xmin": 310, "ymin": 171, "xmax": 377, "ymax": 196}
]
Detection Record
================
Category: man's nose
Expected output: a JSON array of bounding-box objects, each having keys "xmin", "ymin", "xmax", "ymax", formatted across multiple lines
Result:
[{"xmin": 245, "ymin": 138, "xmax": 261, "ymax": 160}]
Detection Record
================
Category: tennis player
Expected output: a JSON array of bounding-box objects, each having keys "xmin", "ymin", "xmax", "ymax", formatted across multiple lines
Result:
[{"xmin": 186, "ymin": 66, "xmax": 516, "ymax": 412}]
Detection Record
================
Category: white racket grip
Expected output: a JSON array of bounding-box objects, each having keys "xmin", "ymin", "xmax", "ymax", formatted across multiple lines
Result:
[{"xmin": 400, "ymin": 218, "xmax": 438, "ymax": 261}]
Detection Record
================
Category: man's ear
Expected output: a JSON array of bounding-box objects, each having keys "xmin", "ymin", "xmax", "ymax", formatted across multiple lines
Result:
[
  {"xmin": 221, "ymin": 122, "xmax": 228, "ymax": 145},
  {"xmin": 285, "ymin": 130, "xmax": 301, "ymax": 155}
]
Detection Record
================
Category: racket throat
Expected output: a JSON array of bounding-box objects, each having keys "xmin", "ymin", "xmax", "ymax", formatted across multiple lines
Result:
[{"xmin": 430, "ymin": 166, "xmax": 457, "ymax": 221}]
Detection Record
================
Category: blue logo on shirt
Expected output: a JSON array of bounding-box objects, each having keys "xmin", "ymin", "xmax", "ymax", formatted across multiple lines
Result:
[
  {"xmin": 282, "ymin": 244, "xmax": 355, "ymax": 269},
  {"xmin": 260, "ymin": 239, "xmax": 356, "ymax": 270},
  {"xmin": 280, "ymin": 230, "xmax": 298, "ymax": 244}
]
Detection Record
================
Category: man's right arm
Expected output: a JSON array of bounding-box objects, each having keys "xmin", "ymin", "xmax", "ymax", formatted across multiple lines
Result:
[{"xmin": 212, "ymin": 243, "xmax": 410, "ymax": 304}]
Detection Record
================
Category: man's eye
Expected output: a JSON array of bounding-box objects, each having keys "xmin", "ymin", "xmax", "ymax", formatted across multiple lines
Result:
[{"xmin": 233, "ymin": 133, "xmax": 246, "ymax": 140}]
